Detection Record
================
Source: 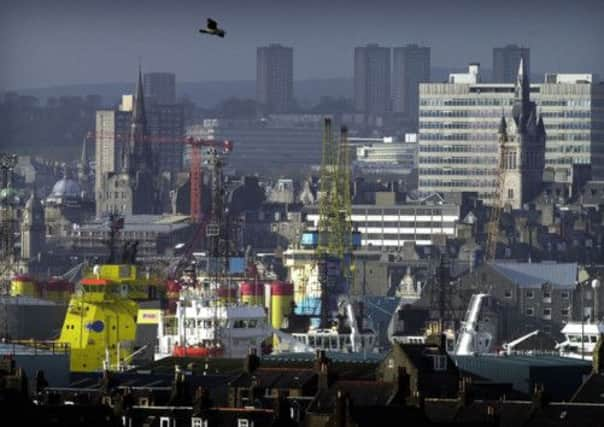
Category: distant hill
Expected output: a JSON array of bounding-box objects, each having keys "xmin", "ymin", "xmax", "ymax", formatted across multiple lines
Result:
[
  {"xmin": 13, "ymin": 78, "xmax": 354, "ymax": 109},
  {"xmin": 11, "ymin": 67, "xmax": 545, "ymax": 108}
]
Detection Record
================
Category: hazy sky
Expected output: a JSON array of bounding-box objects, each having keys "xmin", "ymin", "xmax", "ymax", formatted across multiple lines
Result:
[{"xmin": 1, "ymin": 0, "xmax": 603, "ymax": 90}]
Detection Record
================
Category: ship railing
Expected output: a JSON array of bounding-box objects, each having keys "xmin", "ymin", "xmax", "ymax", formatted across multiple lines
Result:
[{"xmin": 1, "ymin": 339, "xmax": 70, "ymax": 355}]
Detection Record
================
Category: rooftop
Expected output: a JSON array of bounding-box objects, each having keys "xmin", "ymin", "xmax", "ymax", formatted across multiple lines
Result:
[{"xmin": 490, "ymin": 261, "xmax": 578, "ymax": 288}]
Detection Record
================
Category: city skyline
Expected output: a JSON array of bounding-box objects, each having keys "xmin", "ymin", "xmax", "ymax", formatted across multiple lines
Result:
[{"xmin": 1, "ymin": 0, "xmax": 603, "ymax": 90}]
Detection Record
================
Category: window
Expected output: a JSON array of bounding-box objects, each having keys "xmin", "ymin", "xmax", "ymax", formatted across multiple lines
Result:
[
  {"xmin": 508, "ymin": 188, "xmax": 514, "ymax": 199},
  {"xmin": 160, "ymin": 417, "xmax": 171, "ymax": 427},
  {"xmin": 543, "ymin": 308, "xmax": 552, "ymax": 318},
  {"xmin": 238, "ymin": 419, "xmax": 250, "ymax": 427},
  {"xmin": 504, "ymin": 289, "xmax": 513, "ymax": 299},
  {"xmin": 543, "ymin": 291, "xmax": 551, "ymax": 299},
  {"xmin": 432, "ymin": 355, "xmax": 447, "ymax": 371},
  {"xmin": 192, "ymin": 418, "xmax": 208, "ymax": 427},
  {"xmin": 526, "ymin": 307, "xmax": 535, "ymax": 316},
  {"xmin": 561, "ymin": 291, "xmax": 569, "ymax": 299},
  {"xmin": 526, "ymin": 290, "xmax": 535, "ymax": 299},
  {"xmin": 561, "ymin": 308, "xmax": 570, "ymax": 316}
]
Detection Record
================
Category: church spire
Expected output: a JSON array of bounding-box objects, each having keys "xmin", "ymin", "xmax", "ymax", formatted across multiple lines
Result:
[
  {"xmin": 498, "ymin": 115, "xmax": 508, "ymax": 140},
  {"xmin": 125, "ymin": 65, "xmax": 152, "ymax": 174},
  {"xmin": 133, "ymin": 65, "xmax": 146, "ymax": 125},
  {"xmin": 514, "ymin": 56, "xmax": 530, "ymax": 103}
]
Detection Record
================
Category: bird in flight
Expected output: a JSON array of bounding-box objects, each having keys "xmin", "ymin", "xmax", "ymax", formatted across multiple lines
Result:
[{"xmin": 199, "ymin": 18, "xmax": 225, "ymax": 38}]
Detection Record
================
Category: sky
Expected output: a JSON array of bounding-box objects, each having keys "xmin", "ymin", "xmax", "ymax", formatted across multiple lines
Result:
[{"xmin": 0, "ymin": 0, "xmax": 603, "ymax": 90}]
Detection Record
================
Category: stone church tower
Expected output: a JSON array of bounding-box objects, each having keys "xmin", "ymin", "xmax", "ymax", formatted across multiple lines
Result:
[
  {"xmin": 498, "ymin": 57, "xmax": 546, "ymax": 209},
  {"xmin": 97, "ymin": 68, "xmax": 158, "ymax": 216}
]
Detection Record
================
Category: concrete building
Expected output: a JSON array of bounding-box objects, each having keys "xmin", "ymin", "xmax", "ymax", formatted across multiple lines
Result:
[
  {"xmin": 71, "ymin": 214, "xmax": 193, "ymax": 258},
  {"xmin": 256, "ymin": 44, "xmax": 293, "ymax": 114},
  {"xmin": 418, "ymin": 63, "xmax": 604, "ymax": 202},
  {"xmin": 353, "ymin": 134, "xmax": 417, "ymax": 177},
  {"xmin": 539, "ymin": 74, "xmax": 604, "ymax": 179},
  {"xmin": 96, "ymin": 69, "xmax": 158, "ymax": 216},
  {"xmin": 305, "ymin": 195, "xmax": 459, "ymax": 248},
  {"xmin": 94, "ymin": 109, "xmax": 130, "ymax": 196},
  {"xmin": 147, "ymin": 103, "xmax": 185, "ymax": 173},
  {"xmin": 448, "ymin": 63, "xmax": 481, "ymax": 84},
  {"xmin": 143, "ymin": 72, "xmax": 176, "ymax": 105},
  {"xmin": 392, "ymin": 44, "xmax": 430, "ymax": 122},
  {"xmin": 185, "ymin": 117, "xmax": 323, "ymax": 175},
  {"xmin": 354, "ymin": 44, "xmax": 391, "ymax": 114},
  {"xmin": 493, "ymin": 44, "xmax": 530, "ymax": 83}
]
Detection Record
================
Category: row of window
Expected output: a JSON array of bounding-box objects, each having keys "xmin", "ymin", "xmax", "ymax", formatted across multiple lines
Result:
[
  {"xmin": 419, "ymin": 156, "xmax": 497, "ymax": 165},
  {"xmin": 419, "ymin": 179, "xmax": 495, "ymax": 188},
  {"xmin": 545, "ymin": 146, "xmax": 590, "ymax": 154},
  {"xmin": 420, "ymin": 144, "xmax": 497, "ymax": 154},
  {"xmin": 504, "ymin": 289, "xmax": 570, "ymax": 299},
  {"xmin": 420, "ymin": 99, "xmax": 515, "ymax": 107},
  {"xmin": 421, "ymin": 133, "xmax": 498, "ymax": 141},
  {"xmin": 525, "ymin": 307, "xmax": 568, "ymax": 317},
  {"xmin": 540, "ymin": 111, "xmax": 591, "ymax": 118},
  {"xmin": 349, "ymin": 208, "xmax": 450, "ymax": 215},
  {"xmin": 419, "ymin": 168, "xmax": 494, "ymax": 176},
  {"xmin": 421, "ymin": 121, "xmax": 501, "ymax": 129},
  {"xmin": 356, "ymin": 221, "xmax": 456, "ymax": 227}
]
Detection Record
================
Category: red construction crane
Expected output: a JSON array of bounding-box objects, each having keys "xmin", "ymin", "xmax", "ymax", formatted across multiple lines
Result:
[
  {"xmin": 185, "ymin": 137, "xmax": 233, "ymax": 223},
  {"xmin": 87, "ymin": 132, "xmax": 233, "ymax": 223}
]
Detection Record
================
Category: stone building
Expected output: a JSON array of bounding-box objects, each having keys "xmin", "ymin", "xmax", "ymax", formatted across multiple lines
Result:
[{"xmin": 96, "ymin": 69, "xmax": 159, "ymax": 216}]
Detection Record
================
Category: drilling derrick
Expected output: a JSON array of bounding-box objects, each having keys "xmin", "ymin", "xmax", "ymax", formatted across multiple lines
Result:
[
  {"xmin": 0, "ymin": 153, "xmax": 18, "ymax": 279},
  {"xmin": 315, "ymin": 119, "xmax": 354, "ymax": 327}
]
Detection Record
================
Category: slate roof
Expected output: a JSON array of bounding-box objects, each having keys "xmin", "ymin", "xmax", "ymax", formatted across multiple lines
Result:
[
  {"xmin": 228, "ymin": 368, "xmax": 316, "ymax": 389},
  {"xmin": 490, "ymin": 262, "xmax": 578, "ymax": 288}
]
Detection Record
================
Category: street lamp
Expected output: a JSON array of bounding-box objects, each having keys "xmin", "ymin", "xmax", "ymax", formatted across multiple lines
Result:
[{"xmin": 592, "ymin": 278, "xmax": 601, "ymax": 323}]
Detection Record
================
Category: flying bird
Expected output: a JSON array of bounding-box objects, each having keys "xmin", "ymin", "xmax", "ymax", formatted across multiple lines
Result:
[{"xmin": 199, "ymin": 18, "xmax": 225, "ymax": 38}]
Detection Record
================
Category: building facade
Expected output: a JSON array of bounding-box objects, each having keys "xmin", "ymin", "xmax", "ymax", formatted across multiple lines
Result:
[
  {"xmin": 354, "ymin": 44, "xmax": 391, "ymax": 114},
  {"xmin": 94, "ymin": 110, "xmax": 131, "ymax": 198},
  {"xmin": 353, "ymin": 134, "xmax": 417, "ymax": 176},
  {"xmin": 147, "ymin": 103, "xmax": 185, "ymax": 173},
  {"xmin": 392, "ymin": 44, "xmax": 430, "ymax": 122},
  {"xmin": 256, "ymin": 44, "xmax": 294, "ymax": 114},
  {"xmin": 143, "ymin": 72, "xmax": 176, "ymax": 105},
  {"xmin": 497, "ymin": 58, "xmax": 546, "ymax": 209},
  {"xmin": 493, "ymin": 44, "xmax": 530, "ymax": 83},
  {"xmin": 418, "ymin": 64, "xmax": 604, "ymax": 201},
  {"xmin": 185, "ymin": 117, "xmax": 323, "ymax": 175},
  {"xmin": 96, "ymin": 69, "xmax": 158, "ymax": 216},
  {"xmin": 305, "ymin": 198, "xmax": 459, "ymax": 248}
]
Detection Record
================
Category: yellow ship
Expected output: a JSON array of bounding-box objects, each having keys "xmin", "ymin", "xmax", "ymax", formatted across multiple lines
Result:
[{"xmin": 58, "ymin": 264, "xmax": 160, "ymax": 372}]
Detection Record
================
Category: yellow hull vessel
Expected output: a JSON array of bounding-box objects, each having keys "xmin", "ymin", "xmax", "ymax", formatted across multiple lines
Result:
[{"xmin": 58, "ymin": 264, "xmax": 159, "ymax": 372}]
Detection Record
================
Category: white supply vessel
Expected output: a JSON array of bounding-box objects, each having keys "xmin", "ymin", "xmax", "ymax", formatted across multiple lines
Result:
[
  {"xmin": 155, "ymin": 284, "xmax": 271, "ymax": 360},
  {"xmin": 557, "ymin": 321, "xmax": 604, "ymax": 360}
]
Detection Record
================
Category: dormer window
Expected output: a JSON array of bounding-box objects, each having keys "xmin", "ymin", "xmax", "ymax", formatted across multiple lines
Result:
[{"xmin": 433, "ymin": 354, "xmax": 447, "ymax": 371}]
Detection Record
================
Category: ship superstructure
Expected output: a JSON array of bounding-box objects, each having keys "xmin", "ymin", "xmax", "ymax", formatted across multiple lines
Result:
[{"xmin": 155, "ymin": 283, "xmax": 270, "ymax": 360}]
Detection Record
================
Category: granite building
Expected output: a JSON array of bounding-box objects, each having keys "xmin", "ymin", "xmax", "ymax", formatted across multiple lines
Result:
[
  {"xmin": 256, "ymin": 44, "xmax": 294, "ymax": 114},
  {"xmin": 493, "ymin": 44, "xmax": 530, "ymax": 83},
  {"xmin": 392, "ymin": 44, "xmax": 430, "ymax": 123},
  {"xmin": 418, "ymin": 63, "xmax": 604, "ymax": 202},
  {"xmin": 354, "ymin": 44, "xmax": 391, "ymax": 114},
  {"xmin": 143, "ymin": 72, "xmax": 176, "ymax": 105},
  {"xmin": 96, "ymin": 69, "xmax": 158, "ymax": 216}
]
